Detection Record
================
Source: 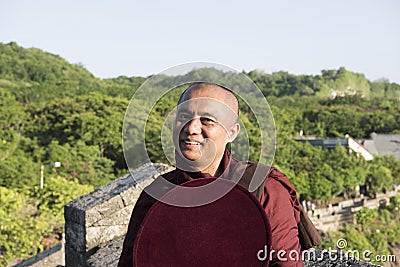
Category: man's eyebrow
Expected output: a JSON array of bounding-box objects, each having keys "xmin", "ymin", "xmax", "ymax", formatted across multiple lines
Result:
[
  {"xmin": 176, "ymin": 110, "xmax": 217, "ymax": 118},
  {"xmin": 199, "ymin": 112, "xmax": 218, "ymax": 119}
]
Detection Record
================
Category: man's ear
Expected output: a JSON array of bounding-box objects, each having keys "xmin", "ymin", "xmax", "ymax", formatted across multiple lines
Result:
[{"xmin": 228, "ymin": 123, "xmax": 240, "ymax": 142}]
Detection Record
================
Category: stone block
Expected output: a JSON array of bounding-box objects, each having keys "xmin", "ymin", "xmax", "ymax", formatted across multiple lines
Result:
[
  {"xmin": 65, "ymin": 248, "xmax": 88, "ymax": 267},
  {"xmin": 85, "ymin": 195, "xmax": 125, "ymax": 227},
  {"xmin": 120, "ymin": 186, "xmax": 142, "ymax": 206},
  {"xmin": 64, "ymin": 163, "xmax": 173, "ymax": 266},
  {"xmin": 64, "ymin": 204, "xmax": 85, "ymax": 225},
  {"xmin": 92, "ymin": 205, "xmax": 134, "ymax": 227},
  {"xmin": 87, "ymin": 236, "xmax": 124, "ymax": 267},
  {"xmin": 86, "ymin": 225, "xmax": 127, "ymax": 251},
  {"xmin": 65, "ymin": 222, "xmax": 85, "ymax": 253}
]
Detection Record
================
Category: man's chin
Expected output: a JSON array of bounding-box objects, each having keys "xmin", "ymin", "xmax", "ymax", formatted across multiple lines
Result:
[
  {"xmin": 175, "ymin": 152, "xmax": 209, "ymax": 171},
  {"xmin": 181, "ymin": 154, "xmax": 200, "ymax": 162}
]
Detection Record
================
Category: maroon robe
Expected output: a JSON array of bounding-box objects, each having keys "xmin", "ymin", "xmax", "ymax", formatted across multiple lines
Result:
[{"xmin": 118, "ymin": 149, "xmax": 303, "ymax": 267}]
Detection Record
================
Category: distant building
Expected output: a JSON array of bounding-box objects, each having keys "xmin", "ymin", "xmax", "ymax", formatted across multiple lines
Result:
[
  {"xmin": 294, "ymin": 134, "xmax": 374, "ymax": 161},
  {"xmin": 361, "ymin": 133, "xmax": 400, "ymax": 160}
]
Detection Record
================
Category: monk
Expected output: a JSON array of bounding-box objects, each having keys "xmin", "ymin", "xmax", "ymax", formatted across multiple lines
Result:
[{"xmin": 119, "ymin": 82, "xmax": 304, "ymax": 266}]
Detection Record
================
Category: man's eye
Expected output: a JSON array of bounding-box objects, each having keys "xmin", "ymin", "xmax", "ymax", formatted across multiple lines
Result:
[
  {"xmin": 200, "ymin": 117, "xmax": 216, "ymax": 125},
  {"xmin": 178, "ymin": 114, "xmax": 189, "ymax": 121}
]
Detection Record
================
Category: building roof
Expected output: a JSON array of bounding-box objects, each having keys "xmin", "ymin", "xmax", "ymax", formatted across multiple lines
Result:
[
  {"xmin": 362, "ymin": 140, "xmax": 378, "ymax": 155},
  {"xmin": 294, "ymin": 135, "xmax": 374, "ymax": 161},
  {"xmin": 370, "ymin": 133, "xmax": 400, "ymax": 160}
]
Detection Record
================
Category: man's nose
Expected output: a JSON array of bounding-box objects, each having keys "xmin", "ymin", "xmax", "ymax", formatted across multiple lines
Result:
[{"xmin": 184, "ymin": 118, "xmax": 202, "ymax": 134}]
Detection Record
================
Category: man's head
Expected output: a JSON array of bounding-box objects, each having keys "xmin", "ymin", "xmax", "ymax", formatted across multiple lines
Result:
[{"xmin": 173, "ymin": 82, "xmax": 240, "ymax": 175}]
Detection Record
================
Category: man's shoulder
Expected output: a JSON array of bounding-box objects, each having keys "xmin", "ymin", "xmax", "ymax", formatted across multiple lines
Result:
[
  {"xmin": 156, "ymin": 168, "xmax": 179, "ymax": 181},
  {"xmin": 145, "ymin": 168, "xmax": 180, "ymax": 187},
  {"xmin": 234, "ymin": 160, "xmax": 285, "ymax": 178},
  {"xmin": 138, "ymin": 168, "xmax": 180, "ymax": 200},
  {"xmin": 236, "ymin": 160, "xmax": 295, "ymax": 192}
]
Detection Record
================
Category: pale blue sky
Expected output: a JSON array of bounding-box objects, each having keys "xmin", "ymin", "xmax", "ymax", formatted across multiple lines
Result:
[{"xmin": 1, "ymin": 0, "xmax": 399, "ymax": 82}]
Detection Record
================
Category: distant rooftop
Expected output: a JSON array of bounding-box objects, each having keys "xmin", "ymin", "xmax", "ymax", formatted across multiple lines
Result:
[
  {"xmin": 367, "ymin": 133, "xmax": 400, "ymax": 160},
  {"xmin": 294, "ymin": 137, "xmax": 348, "ymax": 149},
  {"xmin": 294, "ymin": 133, "xmax": 400, "ymax": 161},
  {"xmin": 294, "ymin": 134, "xmax": 374, "ymax": 161}
]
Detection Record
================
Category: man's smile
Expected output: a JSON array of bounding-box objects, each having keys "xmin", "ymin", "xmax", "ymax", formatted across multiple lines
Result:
[{"xmin": 181, "ymin": 139, "xmax": 203, "ymax": 148}]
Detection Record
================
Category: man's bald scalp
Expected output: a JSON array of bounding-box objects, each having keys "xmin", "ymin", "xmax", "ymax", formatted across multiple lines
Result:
[{"xmin": 178, "ymin": 82, "xmax": 239, "ymax": 117}]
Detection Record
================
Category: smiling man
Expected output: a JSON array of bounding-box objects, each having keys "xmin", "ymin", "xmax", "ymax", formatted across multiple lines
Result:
[
  {"xmin": 119, "ymin": 82, "xmax": 307, "ymax": 266},
  {"xmin": 173, "ymin": 83, "xmax": 240, "ymax": 176}
]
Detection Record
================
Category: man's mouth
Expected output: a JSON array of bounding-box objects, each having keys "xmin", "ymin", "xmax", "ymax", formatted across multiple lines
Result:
[
  {"xmin": 180, "ymin": 139, "xmax": 203, "ymax": 148},
  {"xmin": 184, "ymin": 141, "xmax": 201, "ymax": 146}
]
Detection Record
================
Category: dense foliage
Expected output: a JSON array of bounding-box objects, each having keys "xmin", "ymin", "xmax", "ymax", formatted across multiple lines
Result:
[{"xmin": 1, "ymin": 42, "xmax": 400, "ymax": 265}]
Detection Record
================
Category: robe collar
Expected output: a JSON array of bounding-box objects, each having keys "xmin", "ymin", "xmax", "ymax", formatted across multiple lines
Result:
[{"xmin": 176, "ymin": 148, "xmax": 238, "ymax": 182}]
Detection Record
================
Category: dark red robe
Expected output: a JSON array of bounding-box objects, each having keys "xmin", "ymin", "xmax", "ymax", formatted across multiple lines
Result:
[{"xmin": 118, "ymin": 150, "xmax": 303, "ymax": 266}]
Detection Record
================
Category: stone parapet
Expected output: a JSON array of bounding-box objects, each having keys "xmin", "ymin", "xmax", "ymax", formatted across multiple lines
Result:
[
  {"xmin": 64, "ymin": 163, "xmax": 173, "ymax": 267},
  {"xmin": 9, "ymin": 241, "xmax": 65, "ymax": 267}
]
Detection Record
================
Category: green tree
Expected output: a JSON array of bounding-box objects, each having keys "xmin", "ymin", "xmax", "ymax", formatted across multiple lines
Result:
[{"xmin": 0, "ymin": 187, "xmax": 52, "ymax": 265}]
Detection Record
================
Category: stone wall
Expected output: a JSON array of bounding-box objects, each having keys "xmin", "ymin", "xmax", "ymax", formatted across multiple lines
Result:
[
  {"xmin": 9, "ymin": 242, "xmax": 64, "ymax": 267},
  {"xmin": 310, "ymin": 185, "xmax": 400, "ymax": 232},
  {"xmin": 64, "ymin": 163, "xmax": 173, "ymax": 267}
]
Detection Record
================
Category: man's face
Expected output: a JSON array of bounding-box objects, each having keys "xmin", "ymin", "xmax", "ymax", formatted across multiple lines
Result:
[{"xmin": 173, "ymin": 87, "xmax": 239, "ymax": 171}]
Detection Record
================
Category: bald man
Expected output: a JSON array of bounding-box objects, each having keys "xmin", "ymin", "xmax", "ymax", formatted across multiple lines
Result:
[
  {"xmin": 119, "ymin": 83, "xmax": 303, "ymax": 266},
  {"xmin": 173, "ymin": 83, "xmax": 240, "ymax": 177}
]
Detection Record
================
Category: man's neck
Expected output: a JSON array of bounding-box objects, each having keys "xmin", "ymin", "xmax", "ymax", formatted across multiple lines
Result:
[
  {"xmin": 175, "ymin": 149, "xmax": 231, "ymax": 177},
  {"xmin": 197, "ymin": 153, "xmax": 225, "ymax": 177}
]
